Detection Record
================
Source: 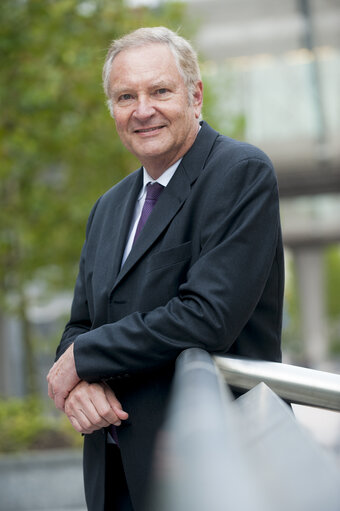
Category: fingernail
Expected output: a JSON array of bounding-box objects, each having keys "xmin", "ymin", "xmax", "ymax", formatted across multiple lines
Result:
[{"xmin": 114, "ymin": 421, "xmax": 121, "ymax": 426}]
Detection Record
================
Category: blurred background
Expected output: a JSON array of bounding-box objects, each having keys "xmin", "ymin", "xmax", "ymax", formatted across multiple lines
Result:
[{"xmin": 0, "ymin": 0, "xmax": 339, "ymax": 456}]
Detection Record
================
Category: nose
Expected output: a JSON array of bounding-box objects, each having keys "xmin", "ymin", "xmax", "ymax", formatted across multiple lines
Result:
[{"xmin": 133, "ymin": 96, "xmax": 156, "ymax": 121}]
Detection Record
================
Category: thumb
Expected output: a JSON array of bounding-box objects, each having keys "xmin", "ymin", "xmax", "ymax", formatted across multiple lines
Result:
[
  {"xmin": 104, "ymin": 385, "xmax": 129, "ymax": 420},
  {"xmin": 113, "ymin": 407, "xmax": 129, "ymax": 421}
]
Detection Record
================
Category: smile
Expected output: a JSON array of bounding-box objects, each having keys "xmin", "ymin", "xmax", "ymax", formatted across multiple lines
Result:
[{"xmin": 134, "ymin": 126, "xmax": 165, "ymax": 133}]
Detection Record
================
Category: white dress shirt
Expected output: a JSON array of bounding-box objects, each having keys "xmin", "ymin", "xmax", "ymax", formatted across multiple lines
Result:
[{"xmin": 121, "ymin": 159, "xmax": 182, "ymax": 267}]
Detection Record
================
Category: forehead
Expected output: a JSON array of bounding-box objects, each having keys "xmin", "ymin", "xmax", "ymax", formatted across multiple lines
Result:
[{"xmin": 109, "ymin": 43, "xmax": 183, "ymax": 89}]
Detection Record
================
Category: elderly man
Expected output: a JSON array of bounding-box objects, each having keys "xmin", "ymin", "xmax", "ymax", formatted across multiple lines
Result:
[{"xmin": 47, "ymin": 27, "xmax": 284, "ymax": 511}]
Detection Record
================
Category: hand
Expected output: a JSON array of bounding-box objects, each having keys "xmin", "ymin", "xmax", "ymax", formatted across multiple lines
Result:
[
  {"xmin": 64, "ymin": 381, "xmax": 129, "ymax": 434},
  {"xmin": 47, "ymin": 344, "xmax": 80, "ymax": 411}
]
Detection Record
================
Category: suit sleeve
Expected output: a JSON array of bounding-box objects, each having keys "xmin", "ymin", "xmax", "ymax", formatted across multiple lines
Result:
[
  {"xmin": 71, "ymin": 155, "xmax": 283, "ymax": 382},
  {"xmin": 55, "ymin": 198, "xmax": 100, "ymax": 360}
]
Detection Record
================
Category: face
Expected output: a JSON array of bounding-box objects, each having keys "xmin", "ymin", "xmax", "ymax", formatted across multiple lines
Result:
[{"xmin": 109, "ymin": 44, "xmax": 203, "ymax": 178}]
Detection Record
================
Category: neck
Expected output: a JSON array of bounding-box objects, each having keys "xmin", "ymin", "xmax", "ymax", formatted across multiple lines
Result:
[{"xmin": 142, "ymin": 122, "xmax": 200, "ymax": 179}]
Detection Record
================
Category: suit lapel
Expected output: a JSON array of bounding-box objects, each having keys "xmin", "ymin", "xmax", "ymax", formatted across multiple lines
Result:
[
  {"xmin": 108, "ymin": 169, "xmax": 143, "ymax": 283},
  {"xmin": 111, "ymin": 122, "xmax": 219, "ymax": 291}
]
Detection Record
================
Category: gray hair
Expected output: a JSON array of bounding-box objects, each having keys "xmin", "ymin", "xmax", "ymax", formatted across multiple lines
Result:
[{"xmin": 102, "ymin": 27, "xmax": 201, "ymax": 116}]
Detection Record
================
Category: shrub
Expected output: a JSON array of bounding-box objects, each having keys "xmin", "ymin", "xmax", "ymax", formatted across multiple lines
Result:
[{"xmin": 0, "ymin": 396, "xmax": 82, "ymax": 453}]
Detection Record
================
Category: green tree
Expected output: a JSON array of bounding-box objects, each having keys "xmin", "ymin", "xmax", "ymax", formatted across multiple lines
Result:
[
  {"xmin": 201, "ymin": 63, "xmax": 246, "ymax": 141},
  {"xmin": 0, "ymin": 0, "xmax": 187, "ymax": 393},
  {"xmin": 325, "ymin": 244, "xmax": 340, "ymax": 351}
]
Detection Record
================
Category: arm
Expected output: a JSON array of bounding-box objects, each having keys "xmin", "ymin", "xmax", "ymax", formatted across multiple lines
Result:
[{"xmin": 47, "ymin": 199, "xmax": 99, "ymax": 410}]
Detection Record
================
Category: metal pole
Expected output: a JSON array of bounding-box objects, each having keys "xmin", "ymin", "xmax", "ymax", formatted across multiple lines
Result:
[
  {"xmin": 297, "ymin": 0, "xmax": 328, "ymax": 161},
  {"xmin": 149, "ymin": 348, "xmax": 270, "ymax": 511},
  {"xmin": 149, "ymin": 349, "xmax": 340, "ymax": 511},
  {"xmin": 215, "ymin": 355, "xmax": 340, "ymax": 411}
]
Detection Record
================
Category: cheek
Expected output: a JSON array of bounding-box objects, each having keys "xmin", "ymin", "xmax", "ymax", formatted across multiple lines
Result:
[
  {"xmin": 114, "ymin": 117, "xmax": 124, "ymax": 131},
  {"xmin": 113, "ymin": 110, "xmax": 129, "ymax": 132}
]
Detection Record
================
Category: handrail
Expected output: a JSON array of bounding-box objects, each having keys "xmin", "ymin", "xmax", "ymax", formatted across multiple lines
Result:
[
  {"xmin": 149, "ymin": 349, "xmax": 340, "ymax": 511},
  {"xmin": 214, "ymin": 355, "xmax": 340, "ymax": 411},
  {"xmin": 149, "ymin": 348, "xmax": 270, "ymax": 511}
]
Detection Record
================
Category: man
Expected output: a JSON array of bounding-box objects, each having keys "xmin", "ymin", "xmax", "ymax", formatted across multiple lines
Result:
[{"xmin": 47, "ymin": 27, "xmax": 284, "ymax": 511}]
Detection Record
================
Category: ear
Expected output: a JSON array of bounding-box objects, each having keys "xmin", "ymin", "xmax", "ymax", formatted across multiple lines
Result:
[{"xmin": 192, "ymin": 81, "xmax": 203, "ymax": 119}]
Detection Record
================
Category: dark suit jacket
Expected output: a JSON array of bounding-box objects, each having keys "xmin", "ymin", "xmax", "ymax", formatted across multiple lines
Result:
[{"xmin": 56, "ymin": 121, "xmax": 284, "ymax": 511}]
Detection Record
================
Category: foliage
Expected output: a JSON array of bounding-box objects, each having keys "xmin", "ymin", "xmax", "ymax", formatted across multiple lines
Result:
[
  {"xmin": 282, "ymin": 244, "xmax": 340, "ymax": 358},
  {"xmin": 325, "ymin": 244, "xmax": 340, "ymax": 352},
  {"xmin": 0, "ymin": 396, "xmax": 82, "ymax": 453},
  {"xmin": 325, "ymin": 245, "xmax": 340, "ymax": 320},
  {"xmin": 201, "ymin": 63, "xmax": 246, "ymax": 140},
  {"xmin": 0, "ymin": 0, "xmax": 187, "ymax": 305},
  {"xmin": 281, "ymin": 250, "xmax": 303, "ymax": 358}
]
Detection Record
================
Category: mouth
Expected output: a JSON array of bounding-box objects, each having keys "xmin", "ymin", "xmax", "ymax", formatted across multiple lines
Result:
[{"xmin": 134, "ymin": 125, "xmax": 166, "ymax": 134}]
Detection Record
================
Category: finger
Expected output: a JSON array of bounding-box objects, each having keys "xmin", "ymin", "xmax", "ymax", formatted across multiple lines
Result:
[
  {"xmin": 103, "ymin": 385, "xmax": 129, "ymax": 421},
  {"xmin": 65, "ymin": 399, "xmax": 99, "ymax": 433},
  {"xmin": 68, "ymin": 415, "xmax": 84, "ymax": 433},
  {"xmin": 112, "ymin": 406, "xmax": 129, "ymax": 421},
  {"xmin": 79, "ymin": 402, "xmax": 112, "ymax": 429},
  {"xmin": 67, "ymin": 385, "xmax": 113, "ymax": 429},
  {"xmin": 88, "ymin": 385, "xmax": 124, "ymax": 425},
  {"xmin": 68, "ymin": 415, "xmax": 97, "ymax": 435},
  {"xmin": 47, "ymin": 381, "xmax": 54, "ymax": 400},
  {"xmin": 68, "ymin": 404, "xmax": 111, "ymax": 433},
  {"xmin": 54, "ymin": 392, "xmax": 68, "ymax": 412},
  {"xmin": 47, "ymin": 369, "xmax": 56, "ymax": 400},
  {"xmin": 74, "ymin": 409, "xmax": 100, "ymax": 433}
]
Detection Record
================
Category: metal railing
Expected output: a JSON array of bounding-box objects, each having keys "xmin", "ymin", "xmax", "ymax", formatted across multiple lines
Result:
[
  {"xmin": 149, "ymin": 348, "xmax": 340, "ymax": 511},
  {"xmin": 214, "ymin": 354, "xmax": 340, "ymax": 411}
]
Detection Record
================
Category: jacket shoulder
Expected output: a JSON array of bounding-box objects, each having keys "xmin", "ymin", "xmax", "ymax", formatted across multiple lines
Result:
[
  {"xmin": 100, "ymin": 167, "xmax": 141, "ymax": 203},
  {"xmin": 212, "ymin": 133, "xmax": 274, "ymax": 170}
]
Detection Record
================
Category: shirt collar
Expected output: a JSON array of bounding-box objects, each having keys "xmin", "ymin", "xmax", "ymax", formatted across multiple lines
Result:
[
  {"xmin": 138, "ymin": 159, "xmax": 182, "ymax": 200},
  {"xmin": 139, "ymin": 125, "xmax": 201, "ymax": 196}
]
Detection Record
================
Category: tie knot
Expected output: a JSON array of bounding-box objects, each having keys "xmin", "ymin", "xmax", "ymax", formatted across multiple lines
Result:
[{"xmin": 146, "ymin": 182, "xmax": 164, "ymax": 202}]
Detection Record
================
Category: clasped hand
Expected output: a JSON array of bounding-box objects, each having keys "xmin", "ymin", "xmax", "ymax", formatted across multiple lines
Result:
[
  {"xmin": 47, "ymin": 344, "xmax": 128, "ymax": 434},
  {"xmin": 64, "ymin": 380, "xmax": 129, "ymax": 434}
]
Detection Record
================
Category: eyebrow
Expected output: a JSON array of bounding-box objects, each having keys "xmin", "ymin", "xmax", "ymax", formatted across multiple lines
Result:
[
  {"xmin": 149, "ymin": 80, "xmax": 175, "ymax": 89},
  {"xmin": 112, "ymin": 79, "xmax": 177, "ymax": 98}
]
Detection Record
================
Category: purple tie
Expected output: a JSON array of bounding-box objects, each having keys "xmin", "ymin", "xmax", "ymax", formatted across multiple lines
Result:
[{"xmin": 133, "ymin": 182, "xmax": 164, "ymax": 243}]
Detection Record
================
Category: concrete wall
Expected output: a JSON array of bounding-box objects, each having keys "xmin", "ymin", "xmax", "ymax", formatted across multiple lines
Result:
[{"xmin": 0, "ymin": 449, "xmax": 86, "ymax": 511}]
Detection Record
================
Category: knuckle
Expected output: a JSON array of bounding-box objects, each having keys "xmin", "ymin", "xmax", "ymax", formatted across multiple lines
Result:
[
  {"xmin": 99, "ymin": 403, "xmax": 111, "ymax": 418},
  {"xmin": 89, "ymin": 386, "xmax": 101, "ymax": 399},
  {"xmin": 66, "ymin": 395, "xmax": 77, "ymax": 409},
  {"xmin": 93, "ymin": 416, "xmax": 105, "ymax": 427},
  {"xmin": 73, "ymin": 387, "xmax": 83, "ymax": 399},
  {"xmin": 65, "ymin": 401, "xmax": 73, "ymax": 414}
]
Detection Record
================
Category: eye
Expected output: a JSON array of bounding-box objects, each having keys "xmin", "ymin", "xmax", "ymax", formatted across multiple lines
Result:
[
  {"xmin": 119, "ymin": 93, "xmax": 133, "ymax": 102},
  {"xmin": 154, "ymin": 88, "xmax": 170, "ymax": 97}
]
